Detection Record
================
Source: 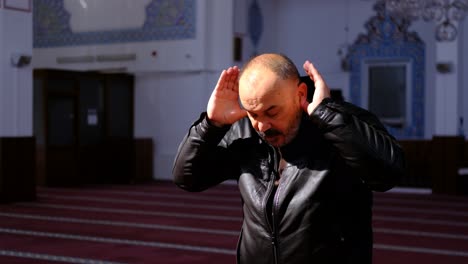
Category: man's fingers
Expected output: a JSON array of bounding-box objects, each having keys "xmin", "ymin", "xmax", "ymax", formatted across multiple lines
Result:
[
  {"xmin": 302, "ymin": 60, "xmax": 331, "ymax": 115},
  {"xmin": 215, "ymin": 69, "xmax": 228, "ymax": 91},
  {"xmin": 215, "ymin": 66, "xmax": 239, "ymax": 92},
  {"xmin": 303, "ymin": 60, "xmax": 323, "ymax": 82},
  {"xmin": 225, "ymin": 66, "xmax": 239, "ymax": 91}
]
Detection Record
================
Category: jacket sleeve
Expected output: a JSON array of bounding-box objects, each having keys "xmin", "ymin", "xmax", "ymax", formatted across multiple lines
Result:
[
  {"xmin": 310, "ymin": 98, "xmax": 406, "ymax": 192},
  {"xmin": 172, "ymin": 113, "xmax": 240, "ymax": 192}
]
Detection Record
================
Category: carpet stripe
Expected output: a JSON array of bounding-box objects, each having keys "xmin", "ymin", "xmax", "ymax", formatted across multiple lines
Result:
[
  {"xmin": 375, "ymin": 197, "xmax": 468, "ymax": 209},
  {"xmin": 14, "ymin": 202, "xmax": 468, "ymax": 228},
  {"xmin": 38, "ymin": 194, "xmax": 241, "ymax": 211},
  {"xmin": 37, "ymin": 194, "xmax": 468, "ymax": 217},
  {"xmin": 374, "ymin": 244, "xmax": 468, "ymax": 257},
  {"xmin": 374, "ymin": 215, "xmax": 468, "ymax": 227},
  {"xmin": 0, "ymin": 250, "xmax": 125, "ymax": 264},
  {"xmin": 42, "ymin": 188, "xmax": 468, "ymax": 209},
  {"xmin": 375, "ymin": 206, "xmax": 468, "ymax": 217},
  {"xmin": 386, "ymin": 187, "xmax": 432, "ymax": 194},
  {"xmin": 0, "ymin": 212, "xmax": 238, "ymax": 236},
  {"xmin": 374, "ymin": 228, "xmax": 468, "ymax": 240},
  {"xmin": 0, "ymin": 228, "xmax": 237, "ymax": 256},
  {"xmin": 16, "ymin": 203, "xmax": 243, "ymax": 221},
  {"xmin": 39, "ymin": 188, "xmax": 241, "ymax": 203},
  {"xmin": 1, "ymin": 212, "xmax": 467, "ymax": 242}
]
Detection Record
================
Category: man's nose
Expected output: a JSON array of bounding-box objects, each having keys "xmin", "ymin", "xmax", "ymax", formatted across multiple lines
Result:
[{"xmin": 256, "ymin": 120, "xmax": 271, "ymax": 132}]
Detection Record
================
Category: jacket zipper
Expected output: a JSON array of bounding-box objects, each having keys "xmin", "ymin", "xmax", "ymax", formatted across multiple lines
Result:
[{"xmin": 265, "ymin": 145, "xmax": 281, "ymax": 264}]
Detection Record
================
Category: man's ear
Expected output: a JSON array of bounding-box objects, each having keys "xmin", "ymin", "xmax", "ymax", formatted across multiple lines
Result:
[
  {"xmin": 300, "ymin": 75, "xmax": 316, "ymax": 101},
  {"xmin": 297, "ymin": 81, "xmax": 308, "ymax": 103}
]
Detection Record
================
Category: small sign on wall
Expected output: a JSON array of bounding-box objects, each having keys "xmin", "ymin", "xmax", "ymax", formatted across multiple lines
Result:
[
  {"xmin": 87, "ymin": 109, "xmax": 98, "ymax": 126},
  {"xmin": 3, "ymin": 0, "xmax": 31, "ymax": 12}
]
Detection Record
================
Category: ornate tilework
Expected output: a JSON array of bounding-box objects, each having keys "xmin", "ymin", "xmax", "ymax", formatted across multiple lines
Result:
[
  {"xmin": 346, "ymin": 1, "xmax": 425, "ymax": 139},
  {"xmin": 33, "ymin": 0, "xmax": 196, "ymax": 48}
]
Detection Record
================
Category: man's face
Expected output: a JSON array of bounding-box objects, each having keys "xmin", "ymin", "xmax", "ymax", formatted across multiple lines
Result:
[{"xmin": 239, "ymin": 67, "xmax": 304, "ymax": 147}]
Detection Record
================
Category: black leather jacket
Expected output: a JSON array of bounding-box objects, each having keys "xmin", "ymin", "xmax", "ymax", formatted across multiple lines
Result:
[{"xmin": 173, "ymin": 98, "xmax": 405, "ymax": 264}]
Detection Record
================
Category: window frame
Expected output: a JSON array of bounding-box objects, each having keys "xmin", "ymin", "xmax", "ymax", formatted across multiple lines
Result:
[{"xmin": 362, "ymin": 59, "xmax": 413, "ymax": 128}]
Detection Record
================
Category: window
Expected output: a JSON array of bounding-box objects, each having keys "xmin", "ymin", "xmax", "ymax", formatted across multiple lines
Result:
[{"xmin": 363, "ymin": 60, "xmax": 411, "ymax": 128}]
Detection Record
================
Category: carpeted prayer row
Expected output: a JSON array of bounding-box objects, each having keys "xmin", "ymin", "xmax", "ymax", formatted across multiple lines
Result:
[{"xmin": 0, "ymin": 181, "xmax": 467, "ymax": 263}]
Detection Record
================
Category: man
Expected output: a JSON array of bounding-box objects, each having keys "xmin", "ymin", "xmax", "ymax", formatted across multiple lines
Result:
[{"xmin": 173, "ymin": 53, "xmax": 405, "ymax": 264}]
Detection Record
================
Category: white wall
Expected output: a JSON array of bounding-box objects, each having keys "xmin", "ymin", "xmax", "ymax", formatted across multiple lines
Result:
[
  {"xmin": 33, "ymin": 0, "xmax": 208, "ymax": 72},
  {"xmin": 134, "ymin": 72, "xmax": 215, "ymax": 179},
  {"xmin": 255, "ymin": 0, "xmax": 376, "ymax": 99},
  {"xmin": 410, "ymin": 20, "xmax": 436, "ymax": 138},
  {"xmin": 32, "ymin": 0, "xmax": 234, "ymax": 180},
  {"xmin": 134, "ymin": 0, "xmax": 234, "ymax": 180},
  {"xmin": 254, "ymin": 0, "xmax": 437, "ymax": 138},
  {"xmin": 434, "ymin": 40, "xmax": 461, "ymax": 135},
  {"xmin": 0, "ymin": 6, "xmax": 33, "ymax": 137},
  {"xmin": 462, "ymin": 19, "xmax": 468, "ymax": 136}
]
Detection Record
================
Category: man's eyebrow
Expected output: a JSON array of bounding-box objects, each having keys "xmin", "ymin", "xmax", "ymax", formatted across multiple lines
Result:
[
  {"xmin": 247, "ymin": 105, "xmax": 277, "ymax": 115},
  {"xmin": 265, "ymin": 106, "xmax": 277, "ymax": 112}
]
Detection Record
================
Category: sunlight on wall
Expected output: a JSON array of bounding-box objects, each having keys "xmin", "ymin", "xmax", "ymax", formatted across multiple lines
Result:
[
  {"xmin": 64, "ymin": 0, "xmax": 151, "ymax": 32},
  {"xmin": 34, "ymin": 0, "xmax": 196, "ymax": 47}
]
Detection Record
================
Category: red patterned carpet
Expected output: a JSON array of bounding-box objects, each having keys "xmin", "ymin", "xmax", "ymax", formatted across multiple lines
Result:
[{"xmin": 1, "ymin": 181, "xmax": 468, "ymax": 263}]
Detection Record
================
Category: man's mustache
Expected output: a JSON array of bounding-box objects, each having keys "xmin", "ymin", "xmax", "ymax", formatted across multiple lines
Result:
[{"xmin": 259, "ymin": 129, "xmax": 281, "ymax": 138}]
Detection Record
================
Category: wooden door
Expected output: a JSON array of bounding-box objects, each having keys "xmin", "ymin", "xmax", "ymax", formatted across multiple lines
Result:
[{"xmin": 46, "ymin": 94, "xmax": 79, "ymax": 186}]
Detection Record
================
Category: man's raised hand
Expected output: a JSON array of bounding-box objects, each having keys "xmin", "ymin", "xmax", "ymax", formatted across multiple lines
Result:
[
  {"xmin": 207, "ymin": 66, "xmax": 247, "ymax": 127},
  {"xmin": 301, "ymin": 61, "xmax": 331, "ymax": 115}
]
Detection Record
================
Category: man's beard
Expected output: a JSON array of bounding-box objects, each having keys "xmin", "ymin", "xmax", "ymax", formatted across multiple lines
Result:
[{"xmin": 282, "ymin": 109, "xmax": 302, "ymax": 145}]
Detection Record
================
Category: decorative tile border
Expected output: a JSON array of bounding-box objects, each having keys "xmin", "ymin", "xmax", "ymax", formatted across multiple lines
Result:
[
  {"xmin": 347, "ymin": 1, "xmax": 425, "ymax": 139},
  {"xmin": 34, "ymin": 0, "xmax": 196, "ymax": 48},
  {"xmin": 3, "ymin": 0, "xmax": 31, "ymax": 12}
]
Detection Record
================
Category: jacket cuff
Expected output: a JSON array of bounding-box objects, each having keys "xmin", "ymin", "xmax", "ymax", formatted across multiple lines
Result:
[
  {"xmin": 309, "ymin": 98, "xmax": 336, "ymax": 129},
  {"xmin": 193, "ymin": 112, "xmax": 231, "ymax": 144}
]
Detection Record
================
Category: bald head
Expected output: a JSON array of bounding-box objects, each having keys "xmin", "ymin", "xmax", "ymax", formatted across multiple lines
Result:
[
  {"xmin": 240, "ymin": 53, "xmax": 300, "ymax": 83},
  {"xmin": 238, "ymin": 53, "xmax": 301, "ymax": 111}
]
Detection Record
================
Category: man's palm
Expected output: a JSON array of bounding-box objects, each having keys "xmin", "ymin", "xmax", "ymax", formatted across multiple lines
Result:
[
  {"xmin": 207, "ymin": 66, "xmax": 247, "ymax": 127},
  {"xmin": 301, "ymin": 61, "xmax": 331, "ymax": 114}
]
